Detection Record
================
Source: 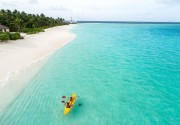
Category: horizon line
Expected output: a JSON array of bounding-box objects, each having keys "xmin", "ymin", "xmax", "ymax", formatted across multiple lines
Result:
[{"xmin": 77, "ymin": 21, "xmax": 180, "ymax": 24}]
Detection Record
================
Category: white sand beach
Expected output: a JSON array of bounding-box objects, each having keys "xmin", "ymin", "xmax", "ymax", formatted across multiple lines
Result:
[{"xmin": 0, "ymin": 25, "xmax": 75, "ymax": 112}]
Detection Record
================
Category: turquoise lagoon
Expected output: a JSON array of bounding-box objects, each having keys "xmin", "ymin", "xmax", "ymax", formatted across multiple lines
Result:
[{"xmin": 0, "ymin": 23, "xmax": 180, "ymax": 125}]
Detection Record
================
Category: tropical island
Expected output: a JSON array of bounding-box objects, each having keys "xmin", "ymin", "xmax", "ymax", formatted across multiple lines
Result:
[{"xmin": 0, "ymin": 9, "xmax": 69, "ymax": 42}]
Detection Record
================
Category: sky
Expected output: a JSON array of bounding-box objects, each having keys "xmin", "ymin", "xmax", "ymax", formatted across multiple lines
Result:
[{"xmin": 0, "ymin": 0, "xmax": 180, "ymax": 22}]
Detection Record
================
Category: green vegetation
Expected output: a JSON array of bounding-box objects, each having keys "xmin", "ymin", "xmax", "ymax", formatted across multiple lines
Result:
[
  {"xmin": 0, "ymin": 32, "xmax": 23, "ymax": 42},
  {"xmin": 9, "ymin": 32, "xmax": 23, "ymax": 40},
  {"xmin": 0, "ymin": 9, "xmax": 69, "ymax": 34},
  {"xmin": 21, "ymin": 28, "xmax": 45, "ymax": 34},
  {"xmin": 0, "ymin": 32, "xmax": 10, "ymax": 42},
  {"xmin": 0, "ymin": 9, "xmax": 68, "ymax": 42}
]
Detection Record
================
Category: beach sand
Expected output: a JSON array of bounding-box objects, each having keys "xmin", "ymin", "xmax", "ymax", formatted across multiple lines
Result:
[{"xmin": 0, "ymin": 25, "xmax": 75, "ymax": 112}]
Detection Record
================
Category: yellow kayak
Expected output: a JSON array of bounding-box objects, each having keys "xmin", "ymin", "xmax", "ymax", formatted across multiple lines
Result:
[{"xmin": 64, "ymin": 93, "xmax": 76, "ymax": 115}]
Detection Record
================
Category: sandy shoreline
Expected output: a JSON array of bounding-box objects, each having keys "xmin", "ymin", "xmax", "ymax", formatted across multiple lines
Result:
[{"xmin": 0, "ymin": 25, "xmax": 75, "ymax": 112}]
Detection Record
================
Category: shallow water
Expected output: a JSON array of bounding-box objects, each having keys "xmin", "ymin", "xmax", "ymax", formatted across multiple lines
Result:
[{"xmin": 0, "ymin": 23, "xmax": 180, "ymax": 125}]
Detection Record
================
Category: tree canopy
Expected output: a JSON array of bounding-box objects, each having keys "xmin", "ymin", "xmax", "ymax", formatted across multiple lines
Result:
[{"xmin": 0, "ymin": 9, "xmax": 69, "ymax": 32}]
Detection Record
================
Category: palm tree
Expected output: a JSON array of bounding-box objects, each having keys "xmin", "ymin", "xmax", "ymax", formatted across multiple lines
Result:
[
  {"xmin": 14, "ymin": 18, "xmax": 22, "ymax": 31},
  {"xmin": 0, "ymin": 9, "xmax": 69, "ymax": 32}
]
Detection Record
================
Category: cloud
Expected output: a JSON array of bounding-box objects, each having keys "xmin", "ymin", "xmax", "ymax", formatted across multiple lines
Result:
[
  {"xmin": 80, "ymin": 5, "xmax": 100, "ymax": 11},
  {"xmin": 157, "ymin": 0, "xmax": 180, "ymax": 4},
  {"xmin": 0, "ymin": 1, "xmax": 19, "ymax": 8},
  {"xmin": 49, "ymin": 6, "xmax": 70, "ymax": 11},
  {"xmin": 0, "ymin": 0, "xmax": 180, "ymax": 21},
  {"xmin": 28, "ymin": 0, "xmax": 38, "ymax": 4}
]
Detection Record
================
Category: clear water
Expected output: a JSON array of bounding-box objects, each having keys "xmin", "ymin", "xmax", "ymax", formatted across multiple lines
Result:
[{"xmin": 0, "ymin": 23, "xmax": 180, "ymax": 125}]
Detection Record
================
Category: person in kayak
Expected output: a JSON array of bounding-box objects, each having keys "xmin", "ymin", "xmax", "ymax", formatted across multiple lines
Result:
[
  {"xmin": 65, "ymin": 102, "xmax": 71, "ymax": 108},
  {"xmin": 69, "ymin": 97, "xmax": 74, "ymax": 101},
  {"xmin": 66, "ymin": 97, "xmax": 74, "ymax": 108}
]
